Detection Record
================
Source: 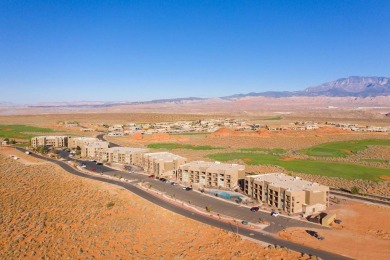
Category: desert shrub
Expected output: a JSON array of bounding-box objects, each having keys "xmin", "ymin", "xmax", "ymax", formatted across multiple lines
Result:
[
  {"xmin": 350, "ymin": 186, "xmax": 360, "ymax": 194},
  {"xmin": 106, "ymin": 202, "xmax": 115, "ymax": 208},
  {"xmin": 205, "ymin": 206, "xmax": 212, "ymax": 212}
]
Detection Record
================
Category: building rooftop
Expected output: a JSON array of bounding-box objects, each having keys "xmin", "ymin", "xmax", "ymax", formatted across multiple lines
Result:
[
  {"xmin": 72, "ymin": 137, "xmax": 97, "ymax": 141},
  {"xmin": 85, "ymin": 141, "xmax": 110, "ymax": 148},
  {"xmin": 249, "ymin": 173, "xmax": 328, "ymax": 192},
  {"xmin": 107, "ymin": 147, "xmax": 148, "ymax": 153},
  {"xmin": 144, "ymin": 152, "xmax": 186, "ymax": 161},
  {"xmin": 33, "ymin": 135, "xmax": 68, "ymax": 139},
  {"xmin": 181, "ymin": 161, "xmax": 245, "ymax": 171}
]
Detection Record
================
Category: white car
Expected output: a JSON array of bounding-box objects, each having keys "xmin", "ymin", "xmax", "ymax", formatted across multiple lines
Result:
[
  {"xmin": 271, "ymin": 212, "xmax": 280, "ymax": 217},
  {"xmin": 25, "ymin": 151, "xmax": 30, "ymax": 155}
]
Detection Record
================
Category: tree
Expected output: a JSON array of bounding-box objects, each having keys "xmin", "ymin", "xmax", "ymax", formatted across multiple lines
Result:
[
  {"xmin": 3, "ymin": 138, "xmax": 9, "ymax": 142},
  {"xmin": 76, "ymin": 146, "xmax": 81, "ymax": 156}
]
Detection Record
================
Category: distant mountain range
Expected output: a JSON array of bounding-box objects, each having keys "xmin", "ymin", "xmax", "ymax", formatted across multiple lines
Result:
[
  {"xmin": 13, "ymin": 76, "xmax": 388, "ymax": 108},
  {"xmin": 224, "ymin": 76, "xmax": 390, "ymax": 99}
]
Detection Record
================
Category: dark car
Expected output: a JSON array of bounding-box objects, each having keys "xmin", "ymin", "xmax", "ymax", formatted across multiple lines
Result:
[
  {"xmin": 148, "ymin": 175, "xmax": 155, "ymax": 178},
  {"xmin": 91, "ymin": 168, "xmax": 96, "ymax": 172},
  {"xmin": 250, "ymin": 206, "xmax": 260, "ymax": 212},
  {"xmin": 159, "ymin": 178, "xmax": 167, "ymax": 182}
]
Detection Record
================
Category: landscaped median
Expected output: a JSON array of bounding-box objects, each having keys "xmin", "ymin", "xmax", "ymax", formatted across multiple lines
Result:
[{"xmin": 207, "ymin": 152, "xmax": 390, "ymax": 182}]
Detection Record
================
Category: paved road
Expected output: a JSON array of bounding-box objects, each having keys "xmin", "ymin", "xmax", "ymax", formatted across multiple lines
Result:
[
  {"xmin": 17, "ymin": 148, "xmax": 351, "ymax": 260},
  {"xmin": 96, "ymin": 134, "xmax": 119, "ymax": 147},
  {"xmin": 57, "ymin": 149, "xmax": 327, "ymax": 233}
]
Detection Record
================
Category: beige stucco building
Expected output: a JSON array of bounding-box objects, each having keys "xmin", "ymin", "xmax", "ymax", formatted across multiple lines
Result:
[
  {"xmin": 245, "ymin": 173, "xmax": 329, "ymax": 215},
  {"xmin": 68, "ymin": 137, "xmax": 99, "ymax": 149},
  {"xmin": 177, "ymin": 161, "xmax": 245, "ymax": 190},
  {"xmin": 31, "ymin": 136, "xmax": 68, "ymax": 148},
  {"xmin": 81, "ymin": 141, "xmax": 110, "ymax": 159},
  {"xmin": 142, "ymin": 152, "xmax": 187, "ymax": 178},
  {"xmin": 98, "ymin": 147, "xmax": 148, "ymax": 165}
]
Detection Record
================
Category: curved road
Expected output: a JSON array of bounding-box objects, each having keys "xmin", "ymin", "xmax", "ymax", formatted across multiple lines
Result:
[{"xmin": 17, "ymin": 148, "xmax": 351, "ymax": 260}]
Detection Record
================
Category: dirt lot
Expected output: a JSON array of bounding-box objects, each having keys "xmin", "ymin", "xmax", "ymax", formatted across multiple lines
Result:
[
  {"xmin": 278, "ymin": 200, "xmax": 390, "ymax": 260},
  {"xmin": 0, "ymin": 153, "xmax": 302, "ymax": 259}
]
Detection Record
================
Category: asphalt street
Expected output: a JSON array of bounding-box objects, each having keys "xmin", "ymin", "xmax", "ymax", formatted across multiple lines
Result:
[{"xmin": 17, "ymin": 147, "xmax": 351, "ymax": 260}]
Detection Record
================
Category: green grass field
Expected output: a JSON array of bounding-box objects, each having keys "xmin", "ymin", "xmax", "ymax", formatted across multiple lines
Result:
[
  {"xmin": 302, "ymin": 139, "xmax": 390, "ymax": 157},
  {"xmin": 207, "ymin": 152, "xmax": 390, "ymax": 181},
  {"xmin": 239, "ymin": 148, "xmax": 286, "ymax": 154},
  {"xmin": 361, "ymin": 158, "xmax": 389, "ymax": 163},
  {"xmin": 148, "ymin": 142, "xmax": 221, "ymax": 150},
  {"xmin": 263, "ymin": 116, "xmax": 283, "ymax": 120},
  {"xmin": 0, "ymin": 125, "xmax": 56, "ymax": 140}
]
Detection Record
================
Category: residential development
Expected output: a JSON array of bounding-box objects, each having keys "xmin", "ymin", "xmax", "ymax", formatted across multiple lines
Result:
[
  {"xmin": 98, "ymin": 147, "xmax": 148, "ymax": 165},
  {"xmin": 177, "ymin": 161, "xmax": 245, "ymax": 190},
  {"xmin": 142, "ymin": 152, "xmax": 187, "ymax": 178},
  {"xmin": 81, "ymin": 141, "xmax": 110, "ymax": 159},
  {"xmin": 31, "ymin": 136, "xmax": 68, "ymax": 148},
  {"xmin": 245, "ymin": 173, "xmax": 329, "ymax": 215},
  {"xmin": 68, "ymin": 137, "xmax": 99, "ymax": 149},
  {"xmin": 30, "ymin": 135, "xmax": 330, "ymax": 216}
]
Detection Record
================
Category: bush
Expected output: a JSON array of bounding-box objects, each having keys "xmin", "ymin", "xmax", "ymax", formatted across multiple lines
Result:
[
  {"xmin": 205, "ymin": 206, "xmax": 212, "ymax": 212},
  {"xmin": 106, "ymin": 202, "xmax": 115, "ymax": 208},
  {"xmin": 350, "ymin": 186, "xmax": 360, "ymax": 194}
]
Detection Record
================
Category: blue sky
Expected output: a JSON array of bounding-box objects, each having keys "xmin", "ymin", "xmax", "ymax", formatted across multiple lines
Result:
[{"xmin": 1, "ymin": 1, "xmax": 389, "ymax": 104}]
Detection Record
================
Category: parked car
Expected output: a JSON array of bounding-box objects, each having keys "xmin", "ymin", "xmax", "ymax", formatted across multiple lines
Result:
[
  {"xmin": 91, "ymin": 168, "xmax": 96, "ymax": 172},
  {"xmin": 81, "ymin": 163, "xmax": 86, "ymax": 168},
  {"xmin": 250, "ymin": 206, "xmax": 260, "ymax": 212},
  {"xmin": 182, "ymin": 187, "xmax": 192, "ymax": 191},
  {"xmin": 170, "ymin": 182, "xmax": 179, "ymax": 186},
  {"xmin": 241, "ymin": 220, "xmax": 249, "ymax": 225},
  {"xmin": 271, "ymin": 212, "xmax": 280, "ymax": 217},
  {"xmin": 96, "ymin": 162, "xmax": 103, "ymax": 165},
  {"xmin": 25, "ymin": 151, "xmax": 30, "ymax": 155},
  {"xmin": 148, "ymin": 175, "xmax": 155, "ymax": 178},
  {"xmin": 159, "ymin": 178, "xmax": 167, "ymax": 182}
]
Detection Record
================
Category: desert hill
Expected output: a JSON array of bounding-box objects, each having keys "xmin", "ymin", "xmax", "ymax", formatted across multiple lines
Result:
[{"xmin": 0, "ymin": 152, "xmax": 301, "ymax": 259}]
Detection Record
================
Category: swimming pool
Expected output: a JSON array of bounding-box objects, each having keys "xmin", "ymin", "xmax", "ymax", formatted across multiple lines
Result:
[{"xmin": 206, "ymin": 189, "xmax": 244, "ymax": 201}]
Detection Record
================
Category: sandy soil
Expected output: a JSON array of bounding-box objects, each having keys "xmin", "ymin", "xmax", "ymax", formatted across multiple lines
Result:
[
  {"xmin": 0, "ymin": 147, "xmax": 46, "ymax": 165},
  {"xmin": 0, "ymin": 153, "xmax": 302, "ymax": 259},
  {"xmin": 278, "ymin": 200, "xmax": 390, "ymax": 260}
]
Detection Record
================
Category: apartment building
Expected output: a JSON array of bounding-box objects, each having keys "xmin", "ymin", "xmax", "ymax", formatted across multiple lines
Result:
[
  {"xmin": 245, "ymin": 173, "xmax": 329, "ymax": 215},
  {"xmin": 68, "ymin": 137, "xmax": 99, "ymax": 149},
  {"xmin": 81, "ymin": 141, "xmax": 110, "ymax": 159},
  {"xmin": 142, "ymin": 152, "xmax": 187, "ymax": 178},
  {"xmin": 177, "ymin": 161, "xmax": 245, "ymax": 190},
  {"xmin": 99, "ymin": 147, "xmax": 148, "ymax": 165},
  {"xmin": 31, "ymin": 136, "xmax": 68, "ymax": 148}
]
